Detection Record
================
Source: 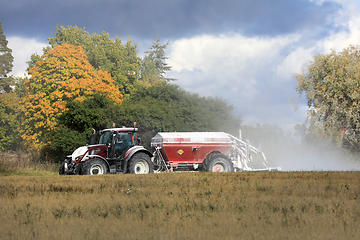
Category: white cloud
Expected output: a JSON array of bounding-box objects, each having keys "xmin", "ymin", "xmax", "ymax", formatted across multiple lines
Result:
[
  {"xmin": 168, "ymin": 34, "xmax": 298, "ymax": 101},
  {"xmin": 169, "ymin": 34, "xmax": 298, "ymax": 73},
  {"xmin": 275, "ymin": 47, "xmax": 315, "ymax": 81},
  {"xmin": 7, "ymin": 36, "xmax": 47, "ymax": 77},
  {"xmin": 166, "ymin": 0, "xmax": 360, "ymax": 130},
  {"xmin": 317, "ymin": 0, "xmax": 360, "ymax": 52},
  {"xmin": 167, "ymin": 33, "xmax": 304, "ymax": 128}
]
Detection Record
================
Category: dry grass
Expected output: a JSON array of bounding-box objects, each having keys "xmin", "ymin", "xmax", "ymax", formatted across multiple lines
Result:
[
  {"xmin": 0, "ymin": 171, "xmax": 360, "ymax": 239},
  {"xmin": 0, "ymin": 151, "xmax": 57, "ymax": 176}
]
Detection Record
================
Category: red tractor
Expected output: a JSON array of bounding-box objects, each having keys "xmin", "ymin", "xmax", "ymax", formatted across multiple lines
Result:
[{"xmin": 59, "ymin": 126, "xmax": 153, "ymax": 175}]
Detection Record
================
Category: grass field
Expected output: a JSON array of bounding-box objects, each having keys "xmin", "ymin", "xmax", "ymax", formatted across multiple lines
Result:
[{"xmin": 0, "ymin": 168, "xmax": 360, "ymax": 239}]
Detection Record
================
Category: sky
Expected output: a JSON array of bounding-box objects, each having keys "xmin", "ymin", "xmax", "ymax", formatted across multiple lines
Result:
[{"xmin": 2, "ymin": 0, "xmax": 360, "ymax": 133}]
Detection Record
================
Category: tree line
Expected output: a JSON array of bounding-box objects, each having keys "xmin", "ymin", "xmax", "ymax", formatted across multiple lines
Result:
[
  {"xmin": 0, "ymin": 24, "xmax": 242, "ymax": 161},
  {"xmin": 1, "ymin": 22, "xmax": 360, "ymax": 164}
]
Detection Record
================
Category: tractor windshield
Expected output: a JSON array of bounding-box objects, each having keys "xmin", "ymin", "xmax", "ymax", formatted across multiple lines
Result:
[
  {"xmin": 99, "ymin": 131, "xmax": 113, "ymax": 145},
  {"xmin": 115, "ymin": 132, "xmax": 137, "ymax": 158}
]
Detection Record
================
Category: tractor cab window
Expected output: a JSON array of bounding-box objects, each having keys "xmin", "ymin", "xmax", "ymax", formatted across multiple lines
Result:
[
  {"xmin": 99, "ymin": 131, "xmax": 113, "ymax": 145},
  {"xmin": 115, "ymin": 132, "xmax": 136, "ymax": 158}
]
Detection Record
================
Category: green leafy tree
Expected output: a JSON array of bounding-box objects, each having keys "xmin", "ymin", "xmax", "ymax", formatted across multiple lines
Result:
[
  {"xmin": 0, "ymin": 22, "xmax": 20, "ymax": 151},
  {"xmin": 58, "ymin": 94, "xmax": 115, "ymax": 133},
  {"xmin": 295, "ymin": 45, "xmax": 360, "ymax": 152},
  {"xmin": 0, "ymin": 92, "xmax": 22, "ymax": 151},
  {"xmin": 113, "ymin": 82, "xmax": 242, "ymax": 149},
  {"xmin": 139, "ymin": 35, "xmax": 175, "ymax": 85},
  {"xmin": 0, "ymin": 21, "xmax": 14, "ymax": 93},
  {"xmin": 0, "ymin": 76, "xmax": 29, "ymax": 151},
  {"xmin": 45, "ymin": 93, "xmax": 119, "ymax": 161},
  {"xmin": 28, "ymin": 25, "xmax": 142, "ymax": 96},
  {"xmin": 26, "ymin": 53, "xmax": 44, "ymax": 71},
  {"xmin": 13, "ymin": 76, "xmax": 28, "ymax": 98}
]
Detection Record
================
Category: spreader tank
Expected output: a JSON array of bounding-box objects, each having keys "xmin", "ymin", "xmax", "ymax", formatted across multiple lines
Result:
[
  {"xmin": 151, "ymin": 132, "xmax": 231, "ymax": 145},
  {"xmin": 151, "ymin": 131, "xmax": 281, "ymax": 172},
  {"xmin": 151, "ymin": 132, "xmax": 232, "ymax": 170}
]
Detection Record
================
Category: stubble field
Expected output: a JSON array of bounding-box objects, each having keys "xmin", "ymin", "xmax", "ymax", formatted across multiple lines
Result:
[{"xmin": 0, "ymin": 170, "xmax": 360, "ymax": 239}]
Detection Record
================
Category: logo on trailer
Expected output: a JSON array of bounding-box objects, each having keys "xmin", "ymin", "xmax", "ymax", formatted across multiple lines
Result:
[{"xmin": 177, "ymin": 149, "xmax": 184, "ymax": 155}]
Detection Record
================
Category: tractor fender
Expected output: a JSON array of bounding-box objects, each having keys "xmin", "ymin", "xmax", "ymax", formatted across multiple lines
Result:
[
  {"xmin": 122, "ymin": 146, "xmax": 153, "ymax": 173},
  {"xmin": 86, "ymin": 155, "xmax": 111, "ymax": 172}
]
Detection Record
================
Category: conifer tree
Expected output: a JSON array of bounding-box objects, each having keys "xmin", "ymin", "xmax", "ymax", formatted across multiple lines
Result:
[
  {"xmin": 0, "ymin": 22, "xmax": 14, "ymax": 93},
  {"xmin": 139, "ymin": 35, "xmax": 175, "ymax": 85}
]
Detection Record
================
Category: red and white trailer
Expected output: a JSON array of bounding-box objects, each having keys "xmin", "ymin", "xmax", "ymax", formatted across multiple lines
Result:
[{"xmin": 151, "ymin": 132, "xmax": 280, "ymax": 172}]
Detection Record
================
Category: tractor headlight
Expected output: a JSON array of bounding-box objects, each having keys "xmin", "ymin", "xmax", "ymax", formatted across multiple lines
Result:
[{"xmin": 74, "ymin": 155, "xmax": 83, "ymax": 163}]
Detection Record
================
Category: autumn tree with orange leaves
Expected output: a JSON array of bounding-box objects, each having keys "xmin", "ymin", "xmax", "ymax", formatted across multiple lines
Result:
[{"xmin": 21, "ymin": 43, "xmax": 123, "ymax": 150}]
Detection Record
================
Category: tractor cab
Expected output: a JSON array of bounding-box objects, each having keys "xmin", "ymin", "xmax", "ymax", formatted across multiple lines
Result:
[{"xmin": 97, "ymin": 128, "xmax": 138, "ymax": 159}]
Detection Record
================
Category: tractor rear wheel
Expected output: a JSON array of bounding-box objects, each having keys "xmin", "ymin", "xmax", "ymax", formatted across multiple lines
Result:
[
  {"xmin": 203, "ymin": 154, "xmax": 233, "ymax": 172},
  {"xmin": 129, "ymin": 153, "xmax": 153, "ymax": 174},
  {"xmin": 82, "ymin": 158, "xmax": 108, "ymax": 175}
]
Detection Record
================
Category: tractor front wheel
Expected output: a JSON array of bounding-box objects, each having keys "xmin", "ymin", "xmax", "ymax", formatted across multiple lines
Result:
[
  {"xmin": 129, "ymin": 153, "xmax": 153, "ymax": 174},
  {"xmin": 82, "ymin": 158, "xmax": 108, "ymax": 175}
]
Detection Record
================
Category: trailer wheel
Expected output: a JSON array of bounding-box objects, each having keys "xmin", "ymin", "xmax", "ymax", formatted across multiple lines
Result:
[
  {"xmin": 203, "ymin": 154, "xmax": 233, "ymax": 172},
  {"xmin": 129, "ymin": 153, "xmax": 153, "ymax": 174},
  {"xmin": 83, "ymin": 158, "xmax": 108, "ymax": 175}
]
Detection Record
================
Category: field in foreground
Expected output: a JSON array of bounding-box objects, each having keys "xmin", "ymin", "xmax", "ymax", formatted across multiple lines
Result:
[{"xmin": 0, "ymin": 171, "xmax": 359, "ymax": 239}]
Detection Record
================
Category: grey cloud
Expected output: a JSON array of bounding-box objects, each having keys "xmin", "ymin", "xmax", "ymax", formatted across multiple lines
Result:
[{"xmin": 1, "ymin": 0, "xmax": 342, "ymax": 41}]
